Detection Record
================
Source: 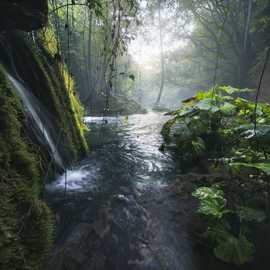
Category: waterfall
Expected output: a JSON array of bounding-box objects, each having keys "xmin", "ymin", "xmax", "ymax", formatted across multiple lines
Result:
[{"xmin": 6, "ymin": 73, "xmax": 64, "ymax": 170}]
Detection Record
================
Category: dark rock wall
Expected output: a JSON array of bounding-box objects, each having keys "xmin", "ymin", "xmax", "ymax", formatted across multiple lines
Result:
[{"xmin": 0, "ymin": 0, "xmax": 48, "ymax": 31}]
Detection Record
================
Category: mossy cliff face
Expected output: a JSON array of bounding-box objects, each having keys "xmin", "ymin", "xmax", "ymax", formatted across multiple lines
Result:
[
  {"xmin": 0, "ymin": 32, "xmax": 88, "ymax": 165},
  {"xmin": 0, "ymin": 35, "xmax": 88, "ymax": 269},
  {"xmin": 0, "ymin": 2, "xmax": 88, "ymax": 269},
  {"xmin": 0, "ymin": 67, "xmax": 53, "ymax": 270}
]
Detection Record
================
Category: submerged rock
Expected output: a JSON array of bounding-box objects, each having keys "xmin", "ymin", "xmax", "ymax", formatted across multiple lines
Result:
[{"xmin": 46, "ymin": 194, "xmax": 150, "ymax": 270}]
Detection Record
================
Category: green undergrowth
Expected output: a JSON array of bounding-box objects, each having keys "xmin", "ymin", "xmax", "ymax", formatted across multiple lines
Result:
[
  {"xmin": 0, "ymin": 68, "xmax": 53, "ymax": 270},
  {"xmin": 163, "ymin": 86, "xmax": 270, "ymax": 266}
]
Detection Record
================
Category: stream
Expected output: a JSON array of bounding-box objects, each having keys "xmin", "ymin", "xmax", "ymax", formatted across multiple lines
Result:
[{"xmin": 45, "ymin": 112, "xmax": 214, "ymax": 270}]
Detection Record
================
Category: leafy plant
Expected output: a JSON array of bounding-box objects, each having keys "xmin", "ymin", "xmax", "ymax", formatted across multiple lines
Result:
[
  {"xmin": 192, "ymin": 185, "xmax": 265, "ymax": 266},
  {"xmin": 162, "ymin": 85, "xmax": 270, "ymax": 162},
  {"xmin": 192, "ymin": 186, "xmax": 228, "ymax": 219},
  {"xmin": 214, "ymin": 234, "xmax": 254, "ymax": 266},
  {"xmin": 163, "ymin": 85, "xmax": 270, "ymax": 265},
  {"xmin": 231, "ymin": 162, "xmax": 270, "ymax": 175}
]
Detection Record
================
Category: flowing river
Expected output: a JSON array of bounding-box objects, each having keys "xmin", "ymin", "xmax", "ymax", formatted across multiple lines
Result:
[{"xmin": 45, "ymin": 112, "xmax": 228, "ymax": 270}]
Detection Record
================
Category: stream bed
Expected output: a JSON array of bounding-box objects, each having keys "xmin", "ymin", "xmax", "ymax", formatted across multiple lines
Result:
[{"xmin": 45, "ymin": 112, "xmax": 220, "ymax": 270}]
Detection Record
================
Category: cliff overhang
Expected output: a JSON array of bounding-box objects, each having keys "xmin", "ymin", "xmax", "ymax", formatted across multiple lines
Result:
[{"xmin": 0, "ymin": 0, "xmax": 48, "ymax": 31}]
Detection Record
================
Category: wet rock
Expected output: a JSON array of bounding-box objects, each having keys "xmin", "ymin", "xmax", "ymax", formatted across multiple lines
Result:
[
  {"xmin": 141, "ymin": 258, "xmax": 162, "ymax": 270},
  {"xmin": 118, "ymin": 185, "xmax": 132, "ymax": 195},
  {"xmin": 92, "ymin": 219, "xmax": 110, "ymax": 238},
  {"xmin": 47, "ymin": 193, "xmax": 150, "ymax": 270},
  {"xmin": 47, "ymin": 223, "xmax": 92, "ymax": 270},
  {"xmin": 129, "ymin": 257, "xmax": 161, "ymax": 270},
  {"xmin": 113, "ymin": 194, "xmax": 130, "ymax": 203}
]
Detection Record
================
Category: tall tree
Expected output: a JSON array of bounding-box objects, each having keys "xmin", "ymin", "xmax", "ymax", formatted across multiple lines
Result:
[{"xmin": 155, "ymin": 0, "xmax": 165, "ymax": 105}]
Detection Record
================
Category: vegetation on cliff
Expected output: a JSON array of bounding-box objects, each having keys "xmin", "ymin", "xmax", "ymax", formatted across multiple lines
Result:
[
  {"xmin": 0, "ymin": 3, "xmax": 88, "ymax": 269},
  {"xmin": 0, "ymin": 67, "xmax": 53, "ymax": 270}
]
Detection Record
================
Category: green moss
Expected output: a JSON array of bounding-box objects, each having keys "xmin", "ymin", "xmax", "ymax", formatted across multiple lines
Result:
[
  {"xmin": 35, "ymin": 38, "xmax": 88, "ymax": 160},
  {"xmin": 1, "ymin": 32, "xmax": 88, "ymax": 165},
  {"xmin": 0, "ymin": 67, "xmax": 53, "ymax": 270},
  {"xmin": 38, "ymin": 22, "xmax": 88, "ymax": 156},
  {"xmin": 0, "ymin": 31, "xmax": 89, "ymax": 270}
]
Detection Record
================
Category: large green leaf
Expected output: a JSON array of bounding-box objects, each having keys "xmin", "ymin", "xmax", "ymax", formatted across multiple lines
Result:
[
  {"xmin": 192, "ymin": 186, "xmax": 227, "ymax": 219},
  {"xmin": 241, "ymin": 125, "xmax": 270, "ymax": 140},
  {"xmin": 230, "ymin": 162, "xmax": 270, "ymax": 175},
  {"xmin": 219, "ymin": 86, "xmax": 252, "ymax": 95},
  {"xmin": 214, "ymin": 235, "xmax": 254, "ymax": 265},
  {"xmin": 220, "ymin": 102, "xmax": 237, "ymax": 115},
  {"xmin": 191, "ymin": 137, "xmax": 206, "ymax": 155},
  {"xmin": 195, "ymin": 98, "xmax": 219, "ymax": 112}
]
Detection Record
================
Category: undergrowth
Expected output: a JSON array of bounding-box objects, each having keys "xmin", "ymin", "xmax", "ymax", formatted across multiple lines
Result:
[{"xmin": 163, "ymin": 86, "xmax": 270, "ymax": 266}]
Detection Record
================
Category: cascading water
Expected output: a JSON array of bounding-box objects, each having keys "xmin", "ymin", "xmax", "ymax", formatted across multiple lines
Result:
[{"xmin": 7, "ymin": 73, "xmax": 64, "ymax": 169}]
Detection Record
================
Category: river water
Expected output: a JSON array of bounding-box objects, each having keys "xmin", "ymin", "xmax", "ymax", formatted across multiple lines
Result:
[{"xmin": 45, "ymin": 112, "xmax": 223, "ymax": 270}]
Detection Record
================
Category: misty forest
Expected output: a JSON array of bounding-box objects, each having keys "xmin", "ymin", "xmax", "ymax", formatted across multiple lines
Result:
[{"xmin": 1, "ymin": 0, "xmax": 270, "ymax": 270}]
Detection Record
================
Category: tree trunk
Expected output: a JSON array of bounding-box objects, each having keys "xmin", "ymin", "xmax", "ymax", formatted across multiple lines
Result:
[
  {"xmin": 244, "ymin": 0, "xmax": 252, "ymax": 51},
  {"xmin": 87, "ymin": 9, "xmax": 93, "ymax": 107},
  {"xmin": 238, "ymin": 0, "xmax": 253, "ymax": 88},
  {"xmin": 155, "ymin": 0, "xmax": 165, "ymax": 105}
]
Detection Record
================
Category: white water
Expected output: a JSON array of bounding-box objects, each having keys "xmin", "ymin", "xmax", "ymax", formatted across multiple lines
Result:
[
  {"xmin": 7, "ymin": 74, "xmax": 64, "ymax": 169},
  {"xmin": 84, "ymin": 116, "xmax": 123, "ymax": 124},
  {"xmin": 47, "ymin": 168, "xmax": 91, "ymax": 191},
  {"xmin": 47, "ymin": 163, "xmax": 100, "ymax": 192}
]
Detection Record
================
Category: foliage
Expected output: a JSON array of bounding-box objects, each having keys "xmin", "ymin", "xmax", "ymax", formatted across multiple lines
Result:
[
  {"xmin": 48, "ymin": 0, "xmax": 141, "ymax": 113},
  {"xmin": 231, "ymin": 162, "xmax": 270, "ymax": 175},
  {"xmin": 164, "ymin": 85, "xmax": 270, "ymax": 265},
  {"xmin": 162, "ymin": 0, "xmax": 270, "ymax": 90},
  {"xmin": 214, "ymin": 234, "xmax": 254, "ymax": 266},
  {"xmin": 192, "ymin": 186, "xmax": 228, "ymax": 219},
  {"xmin": 162, "ymin": 85, "xmax": 270, "ymax": 162},
  {"xmin": 193, "ymin": 185, "xmax": 265, "ymax": 266}
]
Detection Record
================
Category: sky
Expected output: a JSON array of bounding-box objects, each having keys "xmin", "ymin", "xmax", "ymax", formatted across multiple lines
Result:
[
  {"xmin": 128, "ymin": 2, "xmax": 191, "ymax": 71},
  {"xmin": 128, "ymin": 28, "xmax": 187, "ymax": 71}
]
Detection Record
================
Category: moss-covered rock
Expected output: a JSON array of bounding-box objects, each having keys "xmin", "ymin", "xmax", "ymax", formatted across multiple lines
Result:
[
  {"xmin": 0, "ymin": 2, "xmax": 89, "ymax": 269},
  {"xmin": 0, "ymin": 30, "xmax": 88, "ymax": 270},
  {"xmin": 0, "ymin": 68, "xmax": 53, "ymax": 270},
  {"xmin": 0, "ymin": 31, "xmax": 88, "ymax": 166}
]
